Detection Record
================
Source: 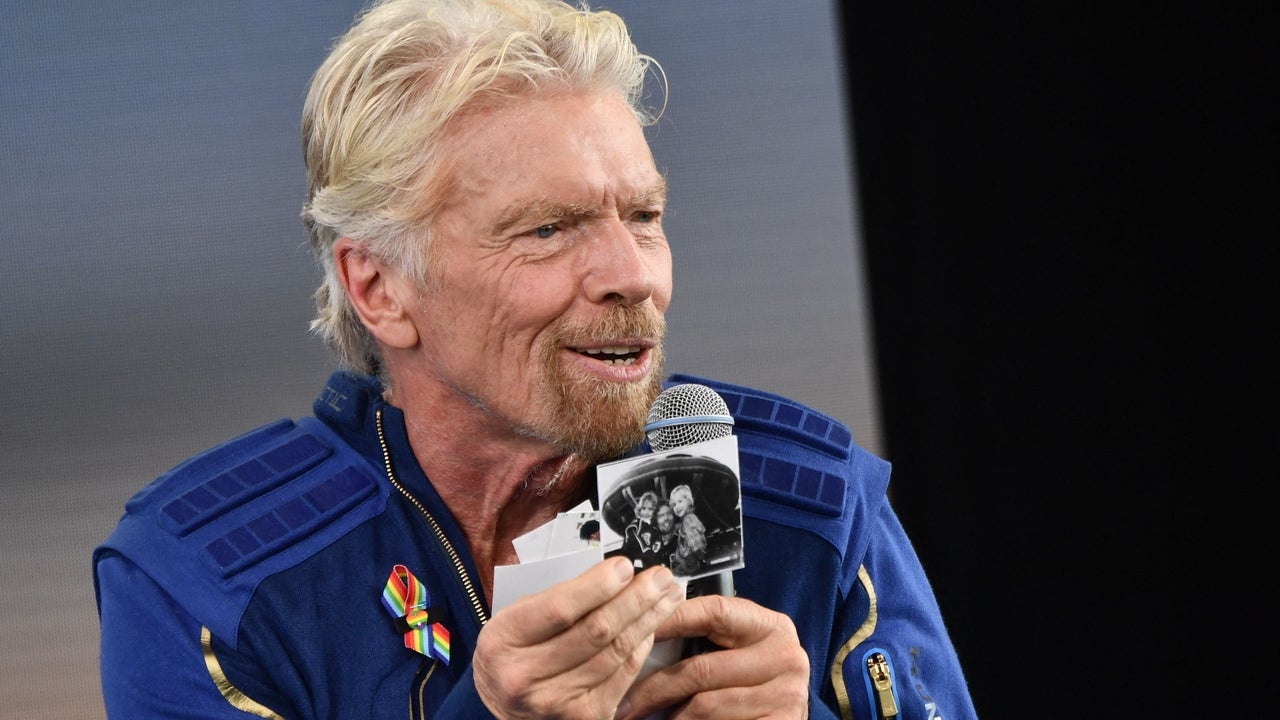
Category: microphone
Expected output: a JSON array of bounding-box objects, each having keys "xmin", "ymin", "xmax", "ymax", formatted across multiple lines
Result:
[
  {"xmin": 644, "ymin": 383, "xmax": 735, "ymax": 451},
  {"xmin": 644, "ymin": 383, "xmax": 739, "ymax": 656}
]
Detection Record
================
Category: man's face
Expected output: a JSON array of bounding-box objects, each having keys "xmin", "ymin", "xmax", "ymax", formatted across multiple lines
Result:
[
  {"xmin": 408, "ymin": 90, "xmax": 671, "ymax": 461},
  {"xmin": 656, "ymin": 504, "xmax": 675, "ymax": 533}
]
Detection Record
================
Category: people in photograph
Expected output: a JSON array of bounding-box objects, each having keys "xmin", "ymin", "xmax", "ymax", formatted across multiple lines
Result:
[
  {"xmin": 667, "ymin": 484, "xmax": 708, "ymax": 577},
  {"xmin": 667, "ymin": 483, "xmax": 699, "ymax": 527},
  {"xmin": 620, "ymin": 490, "xmax": 661, "ymax": 567},
  {"xmin": 671, "ymin": 507, "xmax": 707, "ymax": 577},
  {"xmin": 652, "ymin": 499, "xmax": 679, "ymax": 567}
]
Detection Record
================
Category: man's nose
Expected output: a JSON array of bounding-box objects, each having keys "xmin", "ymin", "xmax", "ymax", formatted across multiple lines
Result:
[{"xmin": 579, "ymin": 218, "xmax": 658, "ymax": 305}]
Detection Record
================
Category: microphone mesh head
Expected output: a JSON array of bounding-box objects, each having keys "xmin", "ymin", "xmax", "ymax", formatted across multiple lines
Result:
[{"xmin": 646, "ymin": 383, "xmax": 734, "ymax": 451}]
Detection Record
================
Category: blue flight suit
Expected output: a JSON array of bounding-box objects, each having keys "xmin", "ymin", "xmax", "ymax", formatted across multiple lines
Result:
[{"xmin": 95, "ymin": 370, "xmax": 976, "ymax": 719}]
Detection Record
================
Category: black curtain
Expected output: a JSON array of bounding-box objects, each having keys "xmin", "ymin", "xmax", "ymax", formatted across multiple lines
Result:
[{"xmin": 839, "ymin": 3, "xmax": 1275, "ymax": 717}]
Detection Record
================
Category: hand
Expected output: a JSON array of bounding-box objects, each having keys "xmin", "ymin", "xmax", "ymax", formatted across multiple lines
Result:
[
  {"xmin": 473, "ymin": 557, "xmax": 686, "ymax": 720},
  {"xmin": 616, "ymin": 595, "xmax": 810, "ymax": 720}
]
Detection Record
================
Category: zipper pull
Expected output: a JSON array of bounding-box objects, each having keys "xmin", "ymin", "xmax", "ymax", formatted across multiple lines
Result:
[{"xmin": 866, "ymin": 651, "xmax": 899, "ymax": 719}]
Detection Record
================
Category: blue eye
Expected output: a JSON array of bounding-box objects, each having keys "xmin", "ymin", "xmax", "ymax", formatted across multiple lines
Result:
[{"xmin": 534, "ymin": 225, "xmax": 556, "ymax": 239}]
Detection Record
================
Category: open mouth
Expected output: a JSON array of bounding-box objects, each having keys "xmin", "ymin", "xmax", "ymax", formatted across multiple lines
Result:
[{"xmin": 574, "ymin": 345, "xmax": 644, "ymax": 366}]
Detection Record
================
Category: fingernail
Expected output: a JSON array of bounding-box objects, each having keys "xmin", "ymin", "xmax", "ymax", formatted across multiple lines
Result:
[
  {"xmin": 613, "ymin": 557, "xmax": 634, "ymax": 582},
  {"xmin": 652, "ymin": 566, "xmax": 675, "ymax": 590},
  {"xmin": 667, "ymin": 582, "xmax": 685, "ymax": 601},
  {"xmin": 614, "ymin": 698, "xmax": 631, "ymax": 720}
]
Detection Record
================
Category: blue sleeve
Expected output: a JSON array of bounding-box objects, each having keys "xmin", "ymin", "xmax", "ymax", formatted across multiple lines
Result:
[
  {"xmin": 96, "ymin": 552, "xmax": 284, "ymax": 719},
  {"xmin": 831, "ymin": 502, "xmax": 978, "ymax": 720},
  {"xmin": 810, "ymin": 688, "xmax": 841, "ymax": 720}
]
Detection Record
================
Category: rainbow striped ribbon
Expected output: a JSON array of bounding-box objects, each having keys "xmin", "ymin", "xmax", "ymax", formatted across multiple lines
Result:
[{"xmin": 381, "ymin": 564, "xmax": 451, "ymax": 665}]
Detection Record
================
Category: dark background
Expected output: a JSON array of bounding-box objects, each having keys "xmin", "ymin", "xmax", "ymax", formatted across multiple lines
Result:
[{"xmin": 842, "ymin": 3, "xmax": 1274, "ymax": 717}]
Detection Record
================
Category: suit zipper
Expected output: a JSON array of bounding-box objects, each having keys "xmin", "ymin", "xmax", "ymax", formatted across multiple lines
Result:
[
  {"xmin": 376, "ymin": 409, "xmax": 489, "ymax": 627},
  {"xmin": 866, "ymin": 651, "xmax": 899, "ymax": 720}
]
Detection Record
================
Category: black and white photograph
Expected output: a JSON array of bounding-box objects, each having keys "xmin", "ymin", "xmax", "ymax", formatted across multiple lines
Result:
[
  {"xmin": 546, "ymin": 510, "xmax": 602, "ymax": 556},
  {"xmin": 596, "ymin": 436, "xmax": 744, "ymax": 581}
]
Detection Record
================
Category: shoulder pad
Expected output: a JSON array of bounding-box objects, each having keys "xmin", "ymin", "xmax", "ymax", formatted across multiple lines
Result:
[
  {"xmin": 665, "ymin": 373, "xmax": 890, "ymax": 595},
  {"xmin": 95, "ymin": 417, "xmax": 388, "ymax": 645}
]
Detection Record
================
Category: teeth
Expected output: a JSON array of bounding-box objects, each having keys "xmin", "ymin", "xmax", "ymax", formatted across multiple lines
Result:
[{"xmin": 578, "ymin": 346, "xmax": 641, "ymax": 365}]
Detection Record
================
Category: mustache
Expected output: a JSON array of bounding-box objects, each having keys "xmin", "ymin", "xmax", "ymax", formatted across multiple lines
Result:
[{"xmin": 553, "ymin": 304, "xmax": 666, "ymax": 346}]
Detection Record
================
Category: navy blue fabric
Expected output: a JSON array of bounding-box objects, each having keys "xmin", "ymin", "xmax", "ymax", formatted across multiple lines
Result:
[{"xmin": 94, "ymin": 370, "xmax": 975, "ymax": 719}]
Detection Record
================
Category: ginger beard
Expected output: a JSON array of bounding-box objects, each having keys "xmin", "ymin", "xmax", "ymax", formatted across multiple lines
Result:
[{"xmin": 531, "ymin": 304, "xmax": 666, "ymax": 463}]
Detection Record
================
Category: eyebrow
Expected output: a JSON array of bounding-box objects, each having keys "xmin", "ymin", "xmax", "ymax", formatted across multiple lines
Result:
[
  {"xmin": 492, "ymin": 178, "xmax": 669, "ymax": 236},
  {"xmin": 492, "ymin": 198, "xmax": 597, "ymax": 236},
  {"xmin": 632, "ymin": 178, "xmax": 669, "ymax": 209}
]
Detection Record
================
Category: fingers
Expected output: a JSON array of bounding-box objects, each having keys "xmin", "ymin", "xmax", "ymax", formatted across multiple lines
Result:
[
  {"xmin": 492, "ymin": 556, "xmax": 639, "ymax": 645},
  {"xmin": 555, "ymin": 563, "xmax": 685, "ymax": 671},
  {"xmin": 633, "ymin": 649, "xmax": 809, "ymax": 719},
  {"xmin": 473, "ymin": 557, "xmax": 687, "ymax": 719},
  {"xmin": 617, "ymin": 596, "xmax": 810, "ymax": 720},
  {"xmin": 652, "ymin": 594, "xmax": 773, "ymax": 648},
  {"xmin": 666, "ymin": 678, "xmax": 809, "ymax": 720}
]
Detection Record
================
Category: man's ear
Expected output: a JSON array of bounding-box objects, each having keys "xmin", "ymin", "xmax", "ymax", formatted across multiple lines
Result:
[{"xmin": 333, "ymin": 238, "xmax": 419, "ymax": 350}]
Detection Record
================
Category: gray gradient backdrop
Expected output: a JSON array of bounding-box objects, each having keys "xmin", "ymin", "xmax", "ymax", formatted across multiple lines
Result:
[{"xmin": 1, "ymin": 2, "xmax": 879, "ymax": 716}]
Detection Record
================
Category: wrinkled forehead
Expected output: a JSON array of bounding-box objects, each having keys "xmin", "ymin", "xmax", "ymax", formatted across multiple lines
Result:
[{"xmin": 431, "ymin": 87, "xmax": 657, "ymax": 212}]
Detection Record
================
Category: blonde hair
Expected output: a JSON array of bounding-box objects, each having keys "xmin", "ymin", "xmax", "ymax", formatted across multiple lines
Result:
[
  {"xmin": 300, "ymin": 0, "xmax": 665, "ymax": 375},
  {"xmin": 669, "ymin": 484, "xmax": 694, "ymax": 509}
]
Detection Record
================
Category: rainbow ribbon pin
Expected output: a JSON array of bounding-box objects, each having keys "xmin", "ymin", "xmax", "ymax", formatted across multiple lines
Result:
[{"xmin": 381, "ymin": 564, "xmax": 451, "ymax": 664}]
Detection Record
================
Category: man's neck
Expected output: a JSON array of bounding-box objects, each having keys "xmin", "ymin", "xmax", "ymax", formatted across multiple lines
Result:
[{"xmin": 391, "ymin": 392, "xmax": 595, "ymax": 605}]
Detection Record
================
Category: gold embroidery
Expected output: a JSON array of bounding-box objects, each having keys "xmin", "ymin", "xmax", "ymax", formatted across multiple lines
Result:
[
  {"xmin": 414, "ymin": 661, "xmax": 439, "ymax": 720},
  {"xmin": 201, "ymin": 626, "xmax": 286, "ymax": 719},
  {"xmin": 830, "ymin": 566, "xmax": 877, "ymax": 720}
]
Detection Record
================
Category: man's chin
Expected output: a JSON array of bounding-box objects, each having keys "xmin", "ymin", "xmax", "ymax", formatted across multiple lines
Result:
[{"xmin": 546, "ymin": 375, "xmax": 660, "ymax": 461}]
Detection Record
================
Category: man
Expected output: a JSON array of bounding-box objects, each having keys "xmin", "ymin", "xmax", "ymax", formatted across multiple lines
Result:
[
  {"xmin": 653, "ymin": 500, "xmax": 679, "ymax": 569},
  {"xmin": 94, "ymin": 1, "xmax": 977, "ymax": 718}
]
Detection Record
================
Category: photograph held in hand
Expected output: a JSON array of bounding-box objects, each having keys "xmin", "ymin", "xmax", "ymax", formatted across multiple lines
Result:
[
  {"xmin": 598, "ymin": 382, "xmax": 744, "ymax": 580},
  {"xmin": 597, "ymin": 437, "xmax": 744, "ymax": 581}
]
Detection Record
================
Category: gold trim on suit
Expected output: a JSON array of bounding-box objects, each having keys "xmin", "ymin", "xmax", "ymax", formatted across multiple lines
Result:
[
  {"xmin": 830, "ymin": 566, "xmax": 877, "ymax": 720},
  {"xmin": 201, "ymin": 626, "xmax": 285, "ymax": 719}
]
